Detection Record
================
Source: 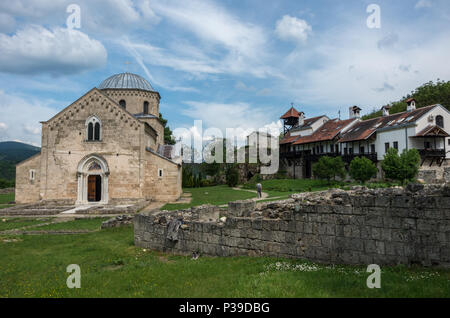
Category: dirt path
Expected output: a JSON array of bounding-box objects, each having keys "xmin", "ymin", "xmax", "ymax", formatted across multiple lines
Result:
[{"xmin": 232, "ymin": 187, "xmax": 269, "ymax": 200}]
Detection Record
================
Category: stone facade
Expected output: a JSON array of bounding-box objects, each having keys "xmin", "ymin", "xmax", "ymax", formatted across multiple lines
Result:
[
  {"xmin": 135, "ymin": 185, "xmax": 450, "ymax": 267},
  {"xmin": 16, "ymin": 77, "xmax": 182, "ymax": 205}
]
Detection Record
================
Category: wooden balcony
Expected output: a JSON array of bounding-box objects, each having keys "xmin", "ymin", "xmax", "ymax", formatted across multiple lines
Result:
[{"xmin": 419, "ymin": 149, "xmax": 445, "ymax": 158}]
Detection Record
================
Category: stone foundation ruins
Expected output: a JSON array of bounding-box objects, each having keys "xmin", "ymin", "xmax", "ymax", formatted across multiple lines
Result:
[{"xmin": 134, "ymin": 185, "xmax": 450, "ymax": 267}]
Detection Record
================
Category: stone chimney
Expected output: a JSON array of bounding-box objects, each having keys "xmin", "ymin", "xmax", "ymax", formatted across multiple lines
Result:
[
  {"xmin": 349, "ymin": 106, "xmax": 361, "ymax": 119},
  {"xmin": 298, "ymin": 112, "xmax": 305, "ymax": 126},
  {"xmin": 406, "ymin": 98, "xmax": 416, "ymax": 112},
  {"xmin": 382, "ymin": 105, "xmax": 391, "ymax": 117}
]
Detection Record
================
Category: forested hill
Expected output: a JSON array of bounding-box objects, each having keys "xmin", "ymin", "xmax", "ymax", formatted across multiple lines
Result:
[
  {"xmin": 362, "ymin": 80, "xmax": 450, "ymax": 120},
  {"xmin": 0, "ymin": 141, "xmax": 40, "ymax": 183}
]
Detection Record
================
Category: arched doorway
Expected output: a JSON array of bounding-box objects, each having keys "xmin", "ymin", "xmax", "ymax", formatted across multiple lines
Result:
[{"xmin": 76, "ymin": 155, "xmax": 109, "ymax": 205}]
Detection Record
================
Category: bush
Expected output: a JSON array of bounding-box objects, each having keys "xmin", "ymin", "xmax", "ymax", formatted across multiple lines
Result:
[
  {"xmin": 381, "ymin": 148, "xmax": 420, "ymax": 184},
  {"xmin": 225, "ymin": 164, "xmax": 239, "ymax": 187},
  {"xmin": 0, "ymin": 178, "xmax": 15, "ymax": 189},
  {"xmin": 312, "ymin": 156, "xmax": 346, "ymax": 182},
  {"xmin": 349, "ymin": 157, "xmax": 378, "ymax": 184}
]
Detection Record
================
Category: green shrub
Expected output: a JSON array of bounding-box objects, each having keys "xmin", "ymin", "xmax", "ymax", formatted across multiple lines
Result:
[
  {"xmin": 225, "ymin": 164, "xmax": 239, "ymax": 187},
  {"xmin": 349, "ymin": 157, "xmax": 378, "ymax": 184},
  {"xmin": 0, "ymin": 178, "xmax": 15, "ymax": 189},
  {"xmin": 381, "ymin": 148, "xmax": 420, "ymax": 184},
  {"xmin": 312, "ymin": 156, "xmax": 346, "ymax": 182}
]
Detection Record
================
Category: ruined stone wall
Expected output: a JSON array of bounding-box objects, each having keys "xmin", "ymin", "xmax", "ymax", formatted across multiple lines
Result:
[{"xmin": 135, "ymin": 185, "xmax": 450, "ymax": 267}]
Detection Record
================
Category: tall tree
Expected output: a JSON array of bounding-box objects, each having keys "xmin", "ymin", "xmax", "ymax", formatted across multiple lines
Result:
[
  {"xmin": 159, "ymin": 113, "xmax": 176, "ymax": 145},
  {"xmin": 362, "ymin": 79, "xmax": 450, "ymax": 120}
]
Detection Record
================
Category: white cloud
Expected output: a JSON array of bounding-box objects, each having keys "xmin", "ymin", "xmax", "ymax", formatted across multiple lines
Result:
[
  {"xmin": 0, "ymin": 13, "xmax": 16, "ymax": 33},
  {"xmin": 415, "ymin": 0, "xmax": 432, "ymax": 9},
  {"xmin": 0, "ymin": 25, "xmax": 107, "ymax": 75},
  {"xmin": 151, "ymin": 0, "xmax": 266, "ymax": 59},
  {"xmin": 275, "ymin": 15, "xmax": 312, "ymax": 43},
  {"xmin": 0, "ymin": 90, "xmax": 58, "ymax": 145},
  {"xmin": 274, "ymin": 21, "xmax": 450, "ymax": 115}
]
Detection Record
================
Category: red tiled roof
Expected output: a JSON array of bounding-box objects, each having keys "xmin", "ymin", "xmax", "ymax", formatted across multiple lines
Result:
[
  {"xmin": 280, "ymin": 107, "xmax": 301, "ymax": 119},
  {"xmin": 292, "ymin": 118, "xmax": 356, "ymax": 145},
  {"xmin": 414, "ymin": 125, "xmax": 449, "ymax": 137},
  {"xmin": 280, "ymin": 132, "xmax": 299, "ymax": 145},
  {"xmin": 338, "ymin": 105, "xmax": 437, "ymax": 143}
]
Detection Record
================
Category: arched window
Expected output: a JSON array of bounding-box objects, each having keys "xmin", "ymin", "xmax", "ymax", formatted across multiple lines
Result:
[
  {"xmin": 119, "ymin": 100, "xmax": 126, "ymax": 109},
  {"xmin": 94, "ymin": 122, "xmax": 100, "ymax": 140},
  {"xmin": 143, "ymin": 101, "xmax": 149, "ymax": 114},
  {"xmin": 86, "ymin": 116, "xmax": 101, "ymax": 141},
  {"xmin": 436, "ymin": 115, "xmax": 444, "ymax": 128},
  {"xmin": 88, "ymin": 122, "xmax": 93, "ymax": 140}
]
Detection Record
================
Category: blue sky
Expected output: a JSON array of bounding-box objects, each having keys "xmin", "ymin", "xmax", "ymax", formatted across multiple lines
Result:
[{"xmin": 0, "ymin": 0, "xmax": 450, "ymax": 146}]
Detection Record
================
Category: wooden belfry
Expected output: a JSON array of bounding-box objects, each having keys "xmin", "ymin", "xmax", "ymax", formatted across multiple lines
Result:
[{"xmin": 280, "ymin": 103, "xmax": 301, "ymax": 135}]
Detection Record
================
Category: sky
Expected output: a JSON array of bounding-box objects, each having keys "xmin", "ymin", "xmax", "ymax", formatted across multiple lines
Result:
[{"xmin": 0, "ymin": 0, "xmax": 450, "ymax": 146}]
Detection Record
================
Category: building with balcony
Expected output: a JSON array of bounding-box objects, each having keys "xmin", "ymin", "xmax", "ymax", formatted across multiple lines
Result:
[{"xmin": 280, "ymin": 99, "xmax": 450, "ymax": 180}]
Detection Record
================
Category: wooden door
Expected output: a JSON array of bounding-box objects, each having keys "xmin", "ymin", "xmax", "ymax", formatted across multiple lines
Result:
[{"xmin": 88, "ymin": 175, "xmax": 96, "ymax": 202}]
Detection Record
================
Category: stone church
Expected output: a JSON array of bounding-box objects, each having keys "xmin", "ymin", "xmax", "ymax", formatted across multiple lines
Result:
[{"xmin": 15, "ymin": 73, "xmax": 182, "ymax": 204}]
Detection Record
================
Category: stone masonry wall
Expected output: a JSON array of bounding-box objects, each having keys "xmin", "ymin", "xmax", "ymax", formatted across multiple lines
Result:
[{"xmin": 135, "ymin": 184, "xmax": 450, "ymax": 267}]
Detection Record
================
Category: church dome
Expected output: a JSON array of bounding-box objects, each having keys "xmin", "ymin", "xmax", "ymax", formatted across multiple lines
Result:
[{"xmin": 98, "ymin": 72, "xmax": 155, "ymax": 92}]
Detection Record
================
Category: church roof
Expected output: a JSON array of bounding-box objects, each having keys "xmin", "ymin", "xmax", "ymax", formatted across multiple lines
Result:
[{"xmin": 98, "ymin": 72, "xmax": 156, "ymax": 92}]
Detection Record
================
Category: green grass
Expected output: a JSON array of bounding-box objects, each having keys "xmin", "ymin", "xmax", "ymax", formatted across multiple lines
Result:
[
  {"xmin": 0, "ymin": 218, "xmax": 53, "ymax": 231},
  {"xmin": 0, "ymin": 192, "xmax": 15, "ymax": 209},
  {"xmin": 0, "ymin": 226, "xmax": 448, "ymax": 297},
  {"xmin": 243, "ymin": 179, "xmax": 401, "ymax": 198},
  {"xmin": 161, "ymin": 185, "xmax": 256, "ymax": 210},
  {"xmin": 0, "ymin": 193, "xmax": 14, "ymax": 204},
  {"xmin": 34, "ymin": 218, "xmax": 109, "ymax": 231}
]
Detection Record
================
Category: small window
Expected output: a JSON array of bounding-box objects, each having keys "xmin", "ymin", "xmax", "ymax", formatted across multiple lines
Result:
[
  {"xmin": 385, "ymin": 143, "xmax": 390, "ymax": 152},
  {"xmin": 29, "ymin": 169, "xmax": 35, "ymax": 181},
  {"xmin": 436, "ymin": 115, "xmax": 444, "ymax": 128},
  {"xmin": 393, "ymin": 141, "xmax": 398, "ymax": 150},
  {"xmin": 360, "ymin": 146, "xmax": 364, "ymax": 154},
  {"xmin": 158, "ymin": 169, "xmax": 163, "ymax": 178},
  {"xmin": 143, "ymin": 101, "xmax": 149, "ymax": 115},
  {"xmin": 119, "ymin": 100, "xmax": 126, "ymax": 109},
  {"xmin": 371, "ymin": 144, "xmax": 376, "ymax": 153},
  {"xmin": 448, "ymin": 139, "xmax": 450, "ymax": 146},
  {"xmin": 88, "ymin": 122, "xmax": 94, "ymax": 140},
  {"xmin": 94, "ymin": 123, "xmax": 100, "ymax": 141}
]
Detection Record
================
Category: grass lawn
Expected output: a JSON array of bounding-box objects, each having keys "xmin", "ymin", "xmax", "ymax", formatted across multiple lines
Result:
[
  {"xmin": 0, "ymin": 193, "xmax": 15, "ymax": 209},
  {"xmin": 35, "ymin": 217, "xmax": 109, "ymax": 231},
  {"xmin": 0, "ymin": 218, "xmax": 53, "ymax": 231},
  {"xmin": 0, "ymin": 225, "xmax": 449, "ymax": 297},
  {"xmin": 161, "ymin": 185, "xmax": 256, "ymax": 210},
  {"xmin": 243, "ymin": 179, "xmax": 401, "ymax": 199}
]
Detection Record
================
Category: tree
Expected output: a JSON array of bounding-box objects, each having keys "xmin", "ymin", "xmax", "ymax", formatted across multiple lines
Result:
[
  {"xmin": 159, "ymin": 113, "xmax": 176, "ymax": 145},
  {"xmin": 225, "ymin": 164, "xmax": 239, "ymax": 187},
  {"xmin": 381, "ymin": 148, "xmax": 420, "ymax": 184},
  {"xmin": 349, "ymin": 157, "xmax": 378, "ymax": 184},
  {"xmin": 312, "ymin": 156, "xmax": 346, "ymax": 183},
  {"xmin": 362, "ymin": 79, "xmax": 450, "ymax": 120}
]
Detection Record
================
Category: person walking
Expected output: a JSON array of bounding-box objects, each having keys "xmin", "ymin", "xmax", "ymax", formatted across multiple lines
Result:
[{"xmin": 256, "ymin": 183, "xmax": 262, "ymax": 199}]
